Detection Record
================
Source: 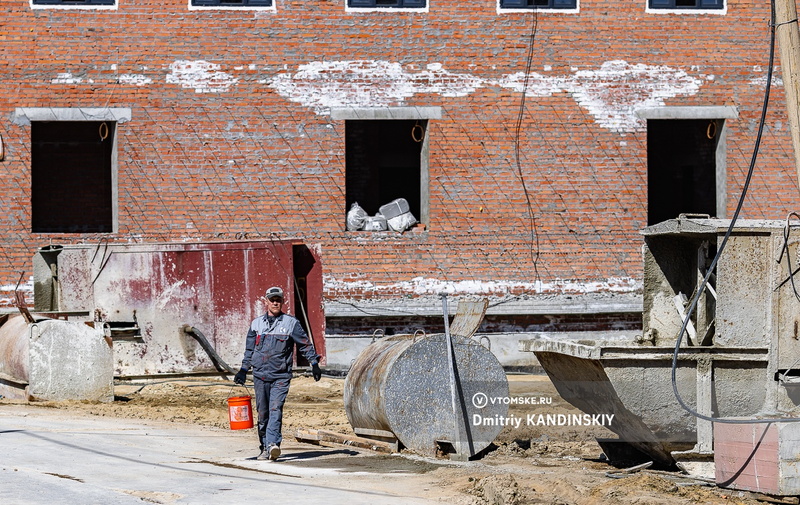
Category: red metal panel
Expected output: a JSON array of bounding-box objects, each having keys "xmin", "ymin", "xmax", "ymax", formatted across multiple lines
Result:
[
  {"xmin": 209, "ymin": 242, "xmax": 294, "ymax": 365},
  {"xmin": 51, "ymin": 239, "xmax": 325, "ymax": 376},
  {"xmin": 157, "ymin": 249, "xmax": 214, "ymax": 332}
]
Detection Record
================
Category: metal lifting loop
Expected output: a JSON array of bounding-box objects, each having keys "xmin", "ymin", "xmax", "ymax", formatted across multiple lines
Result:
[
  {"xmin": 29, "ymin": 323, "xmax": 40, "ymax": 342},
  {"xmin": 706, "ymin": 120, "xmax": 717, "ymax": 140},
  {"xmin": 372, "ymin": 328, "xmax": 384, "ymax": 343},
  {"xmin": 411, "ymin": 121, "xmax": 425, "ymax": 143},
  {"xmin": 413, "ymin": 329, "xmax": 425, "ymax": 343},
  {"xmin": 99, "ymin": 122, "xmax": 109, "ymax": 142},
  {"xmin": 479, "ymin": 335, "xmax": 491, "ymax": 351}
]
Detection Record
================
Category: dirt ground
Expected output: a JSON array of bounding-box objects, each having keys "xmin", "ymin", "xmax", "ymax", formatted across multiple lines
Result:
[{"xmin": 7, "ymin": 373, "xmax": 784, "ymax": 505}]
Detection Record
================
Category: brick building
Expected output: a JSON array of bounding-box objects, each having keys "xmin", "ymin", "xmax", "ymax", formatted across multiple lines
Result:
[{"xmin": 0, "ymin": 0, "xmax": 797, "ymax": 357}]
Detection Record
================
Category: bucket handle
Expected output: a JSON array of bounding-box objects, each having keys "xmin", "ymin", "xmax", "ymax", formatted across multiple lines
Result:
[{"xmin": 228, "ymin": 382, "xmax": 252, "ymax": 400}]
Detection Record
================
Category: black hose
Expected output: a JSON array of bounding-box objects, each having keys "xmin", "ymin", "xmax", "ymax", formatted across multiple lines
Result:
[{"xmin": 182, "ymin": 325, "xmax": 236, "ymax": 375}]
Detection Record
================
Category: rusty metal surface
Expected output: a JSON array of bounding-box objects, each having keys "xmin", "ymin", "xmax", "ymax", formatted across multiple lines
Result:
[
  {"xmin": 344, "ymin": 332, "xmax": 508, "ymax": 457},
  {"xmin": 344, "ymin": 334, "xmax": 413, "ymax": 432},
  {"xmin": 35, "ymin": 239, "xmax": 325, "ymax": 377},
  {"xmin": 448, "ymin": 299, "xmax": 488, "ymax": 338}
]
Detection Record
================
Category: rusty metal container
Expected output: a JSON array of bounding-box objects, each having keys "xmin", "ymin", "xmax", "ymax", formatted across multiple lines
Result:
[
  {"xmin": 0, "ymin": 314, "xmax": 113, "ymax": 401},
  {"xmin": 344, "ymin": 332, "xmax": 509, "ymax": 458},
  {"xmin": 32, "ymin": 239, "xmax": 325, "ymax": 377}
]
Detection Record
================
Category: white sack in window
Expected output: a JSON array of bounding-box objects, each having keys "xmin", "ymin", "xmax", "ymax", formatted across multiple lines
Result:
[
  {"xmin": 387, "ymin": 211, "xmax": 417, "ymax": 232},
  {"xmin": 346, "ymin": 202, "xmax": 368, "ymax": 231}
]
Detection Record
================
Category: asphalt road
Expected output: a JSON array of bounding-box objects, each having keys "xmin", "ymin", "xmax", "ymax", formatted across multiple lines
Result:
[{"xmin": 0, "ymin": 405, "xmax": 443, "ymax": 505}]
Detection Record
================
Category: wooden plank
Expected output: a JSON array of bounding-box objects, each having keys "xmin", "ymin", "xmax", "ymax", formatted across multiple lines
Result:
[
  {"xmin": 448, "ymin": 299, "xmax": 488, "ymax": 338},
  {"xmin": 294, "ymin": 429, "xmax": 397, "ymax": 454},
  {"xmin": 775, "ymin": 0, "xmax": 800, "ymax": 194}
]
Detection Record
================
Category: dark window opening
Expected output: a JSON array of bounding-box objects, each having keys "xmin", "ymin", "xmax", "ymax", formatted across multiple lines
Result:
[
  {"xmin": 32, "ymin": 0, "xmax": 115, "ymax": 5},
  {"xmin": 347, "ymin": 0, "xmax": 426, "ymax": 8},
  {"xmin": 345, "ymin": 119, "xmax": 423, "ymax": 230},
  {"xmin": 31, "ymin": 121, "xmax": 115, "ymax": 233},
  {"xmin": 648, "ymin": 0, "xmax": 723, "ymax": 9},
  {"xmin": 500, "ymin": 0, "xmax": 577, "ymax": 8},
  {"xmin": 191, "ymin": 0, "xmax": 272, "ymax": 5},
  {"xmin": 647, "ymin": 119, "xmax": 719, "ymax": 226}
]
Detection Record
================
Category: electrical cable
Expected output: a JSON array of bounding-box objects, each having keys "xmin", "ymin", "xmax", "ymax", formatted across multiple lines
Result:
[
  {"xmin": 777, "ymin": 212, "xmax": 800, "ymax": 301},
  {"xmin": 513, "ymin": 7, "xmax": 541, "ymax": 283},
  {"xmin": 670, "ymin": 0, "xmax": 800, "ymax": 424}
]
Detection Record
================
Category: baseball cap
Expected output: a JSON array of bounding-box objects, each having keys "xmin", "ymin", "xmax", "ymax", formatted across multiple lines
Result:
[{"xmin": 265, "ymin": 286, "xmax": 284, "ymax": 300}]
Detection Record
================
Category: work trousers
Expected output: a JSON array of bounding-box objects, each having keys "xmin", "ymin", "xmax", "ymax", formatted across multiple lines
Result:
[{"xmin": 253, "ymin": 376, "xmax": 291, "ymax": 449}]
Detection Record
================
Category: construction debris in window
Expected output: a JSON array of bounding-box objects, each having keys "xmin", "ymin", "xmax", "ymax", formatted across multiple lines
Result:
[{"xmin": 347, "ymin": 198, "xmax": 418, "ymax": 233}]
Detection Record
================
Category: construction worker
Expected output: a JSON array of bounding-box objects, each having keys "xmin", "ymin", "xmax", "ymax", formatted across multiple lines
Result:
[{"xmin": 234, "ymin": 286, "xmax": 322, "ymax": 461}]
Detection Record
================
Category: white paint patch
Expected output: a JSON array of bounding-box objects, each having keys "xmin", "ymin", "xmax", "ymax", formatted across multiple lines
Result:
[
  {"xmin": 269, "ymin": 59, "xmax": 702, "ymax": 132},
  {"xmin": 750, "ymin": 75, "xmax": 783, "ymax": 87},
  {"xmin": 323, "ymin": 275, "xmax": 641, "ymax": 297},
  {"xmin": 497, "ymin": 60, "xmax": 703, "ymax": 131},
  {"xmin": 167, "ymin": 60, "xmax": 239, "ymax": 93},
  {"xmin": 155, "ymin": 279, "xmax": 186, "ymax": 311},
  {"xmin": 0, "ymin": 277, "xmax": 33, "ymax": 308},
  {"xmin": 52, "ymin": 72, "xmax": 93, "ymax": 84},
  {"xmin": 119, "ymin": 74, "xmax": 153, "ymax": 86},
  {"xmin": 267, "ymin": 60, "xmax": 484, "ymax": 114}
]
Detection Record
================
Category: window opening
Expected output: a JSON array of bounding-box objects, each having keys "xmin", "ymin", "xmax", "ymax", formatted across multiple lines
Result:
[
  {"xmin": 648, "ymin": 0, "xmax": 723, "ymax": 10},
  {"xmin": 31, "ymin": 121, "xmax": 115, "ymax": 233},
  {"xmin": 499, "ymin": 0, "xmax": 577, "ymax": 8},
  {"xmin": 347, "ymin": 0, "xmax": 426, "ymax": 8},
  {"xmin": 190, "ymin": 0, "xmax": 272, "ymax": 6},
  {"xmin": 32, "ymin": 0, "xmax": 115, "ymax": 5},
  {"xmin": 647, "ymin": 119, "xmax": 719, "ymax": 226},
  {"xmin": 345, "ymin": 119, "xmax": 424, "ymax": 231}
]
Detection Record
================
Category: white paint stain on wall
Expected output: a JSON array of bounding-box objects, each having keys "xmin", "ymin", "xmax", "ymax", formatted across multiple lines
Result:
[
  {"xmin": 269, "ymin": 59, "xmax": 703, "ymax": 132},
  {"xmin": 66, "ymin": 58, "xmax": 708, "ymax": 131},
  {"xmin": 749, "ymin": 75, "xmax": 784, "ymax": 87},
  {"xmin": 323, "ymin": 275, "xmax": 640, "ymax": 297},
  {"xmin": 497, "ymin": 60, "xmax": 704, "ymax": 130},
  {"xmin": 166, "ymin": 60, "xmax": 239, "ymax": 93},
  {"xmin": 119, "ymin": 74, "xmax": 153, "ymax": 86},
  {"xmin": 267, "ymin": 60, "xmax": 484, "ymax": 113},
  {"xmin": 51, "ymin": 72, "xmax": 93, "ymax": 84}
]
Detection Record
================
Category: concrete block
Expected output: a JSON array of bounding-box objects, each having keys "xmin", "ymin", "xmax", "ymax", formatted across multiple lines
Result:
[{"xmin": 28, "ymin": 320, "xmax": 114, "ymax": 402}]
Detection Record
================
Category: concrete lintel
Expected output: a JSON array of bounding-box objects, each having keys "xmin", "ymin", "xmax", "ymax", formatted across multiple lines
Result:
[
  {"xmin": 12, "ymin": 107, "xmax": 132, "ymax": 126},
  {"xmin": 635, "ymin": 106, "xmax": 739, "ymax": 120},
  {"xmin": 325, "ymin": 295, "xmax": 642, "ymax": 317},
  {"xmin": 519, "ymin": 339, "xmax": 601, "ymax": 359},
  {"xmin": 330, "ymin": 106, "xmax": 442, "ymax": 120}
]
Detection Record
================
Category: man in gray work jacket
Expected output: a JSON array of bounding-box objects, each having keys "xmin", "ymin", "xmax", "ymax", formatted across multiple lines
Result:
[{"xmin": 234, "ymin": 286, "xmax": 322, "ymax": 461}]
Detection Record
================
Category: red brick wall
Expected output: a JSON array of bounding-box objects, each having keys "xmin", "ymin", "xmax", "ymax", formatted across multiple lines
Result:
[{"xmin": 0, "ymin": 0, "xmax": 795, "ymax": 305}]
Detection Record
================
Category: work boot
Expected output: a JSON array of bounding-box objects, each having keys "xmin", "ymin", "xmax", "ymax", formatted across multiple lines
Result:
[{"xmin": 268, "ymin": 444, "xmax": 281, "ymax": 461}]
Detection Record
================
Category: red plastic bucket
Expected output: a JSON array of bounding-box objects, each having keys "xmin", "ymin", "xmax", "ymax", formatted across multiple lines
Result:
[{"xmin": 227, "ymin": 395, "xmax": 254, "ymax": 430}]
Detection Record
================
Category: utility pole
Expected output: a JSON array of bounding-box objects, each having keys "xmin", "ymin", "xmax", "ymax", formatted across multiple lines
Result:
[{"xmin": 775, "ymin": 0, "xmax": 800, "ymax": 193}]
